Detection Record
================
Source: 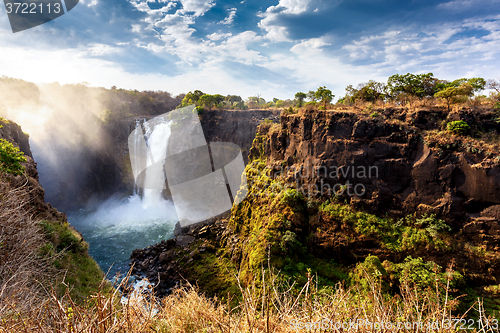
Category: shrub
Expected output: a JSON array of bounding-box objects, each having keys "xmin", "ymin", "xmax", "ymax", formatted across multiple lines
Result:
[
  {"xmin": 194, "ymin": 106, "xmax": 204, "ymax": 116},
  {"xmin": 386, "ymin": 256, "xmax": 464, "ymax": 292},
  {"xmin": 280, "ymin": 230, "xmax": 305, "ymax": 255},
  {"xmin": 0, "ymin": 139, "xmax": 27, "ymax": 175},
  {"xmin": 280, "ymin": 188, "xmax": 305, "ymax": 207},
  {"xmin": 447, "ymin": 120, "xmax": 470, "ymax": 135}
]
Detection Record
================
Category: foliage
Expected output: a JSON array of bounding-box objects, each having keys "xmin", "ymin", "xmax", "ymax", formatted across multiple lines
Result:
[
  {"xmin": 225, "ymin": 94, "xmax": 242, "ymax": 105},
  {"xmin": 280, "ymin": 230, "xmax": 305, "ymax": 255},
  {"xmin": 435, "ymin": 86, "xmax": 469, "ymax": 111},
  {"xmin": 280, "ymin": 188, "xmax": 305, "ymax": 207},
  {"xmin": 387, "ymin": 72, "xmax": 438, "ymax": 99},
  {"xmin": 180, "ymin": 90, "xmax": 204, "ymax": 107},
  {"xmin": 319, "ymin": 201, "xmax": 451, "ymax": 252},
  {"xmin": 2, "ymin": 263, "xmax": 493, "ymax": 332},
  {"xmin": 314, "ymin": 86, "xmax": 334, "ymax": 109},
  {"xmin": 198, "ymin": 94, "xmax": 215, "ymax": 109},
  {"xmin": 246, "ymin": 96, "xmax": 266, "ymax": 109},
  {"xmin": 294, "ymin": 92, "xmax": 307, "ymax": 107},
  {"xmin": 40, "ymin": 221, "xmax": 106, "ymax": 303},
  {"xmin": 344, "ymin": 80, "xmax": 386, "ymax": 103},
  {"xmin": 447, "ymin": 120, "xmax": 470, "ymax": 135},
  {"xmin": 194, "ymin": 105, "xmax": 204, "ymax": 116},
  {"xmin": 306, "ymin": 90, "xmax": 317, "ymax": 102},
  {"xmin": 385, "ymin": 256, "xmax": 464, "ymax": 292},
  {"xmin": 0, "ymin": 139, "xmax": 26, "ymax": 175},
  {"xmin": 351, "ymin": 255, "xmax": 389, "ymax": 293},
  {"xmin": 97, "ymin": 87, "xmax": 183, "ymax": 117},
  {"xmin": 0, "ymin": 76, "xmax": 41, "ymax": 105},
  {"xmin": 440, "ymin": 77, "xmax": 486, "ymax": 96}
]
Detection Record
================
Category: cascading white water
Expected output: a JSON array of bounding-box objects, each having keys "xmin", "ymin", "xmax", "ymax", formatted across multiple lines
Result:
[
  {"xmin": 142, "ymin": 121, "xmax": 171, "ymax": 208},
  {"xmin": 67, "ymin": 118, "xmax": 178, "ymax": 277}
]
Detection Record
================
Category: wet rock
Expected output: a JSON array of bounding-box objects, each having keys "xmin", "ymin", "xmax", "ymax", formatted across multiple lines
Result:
[
  {"xmin": 176, "ymin": 235, "xmax": 195, "ymax": 247},
  {"xmin": 159, "ymin": 249, "xmax": 175, "ymax": 263}
]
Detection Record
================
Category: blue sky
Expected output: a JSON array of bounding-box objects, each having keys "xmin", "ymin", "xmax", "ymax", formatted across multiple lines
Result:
[{"xmin": 1, "ymin": 0, "xmax": 500, "ymax": 100}]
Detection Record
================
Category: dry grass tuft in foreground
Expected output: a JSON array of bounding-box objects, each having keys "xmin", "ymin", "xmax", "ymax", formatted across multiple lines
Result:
[
  {"xmin": 1, "ymin": 266, "xmax": 499, "ymax": 332},
  {"xmin": 0, "ymin": 178, "xmax": 56, "ymax": 313}
]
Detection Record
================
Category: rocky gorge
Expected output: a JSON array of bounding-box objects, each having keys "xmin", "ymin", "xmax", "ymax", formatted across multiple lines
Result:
[{"xmin": 129, "ymin": 106, "xmax": 500, "ymax": 313}]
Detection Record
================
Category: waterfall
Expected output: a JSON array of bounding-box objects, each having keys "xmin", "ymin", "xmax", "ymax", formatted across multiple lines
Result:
[
  {"xmin": 67, "ymin": 118, "xmax": 177, "ymax": 277},
  {"xmin": 142, "ymin": 120, "xmax": 171, "ymax": 208}
]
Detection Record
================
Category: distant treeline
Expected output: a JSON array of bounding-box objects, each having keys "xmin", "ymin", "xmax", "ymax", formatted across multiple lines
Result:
[
  {"xmin": 0, "ymin": 76, "xmax": 185, "ymax": 123},
  {"xmin": 183, "ymin": 73, "xmax": 500, "ymax": 113},
  {"xmin": 1, "ymin": 74, "xmax": 500, "ymax": 121}
]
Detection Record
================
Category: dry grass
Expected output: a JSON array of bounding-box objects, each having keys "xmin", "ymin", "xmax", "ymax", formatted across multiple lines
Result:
[
  {"xmin": 423, "ymin": 130, "xmax": 500, "ymax": 158},
  {"xmin": 0, "ymin": 177, "xmax": 498, "ymax": 332},
  {"xmin": 0, "ymin": 176, "xmax": 56, "ymax": 312},
  {"xmin": 1, "ymin": 264, "xmax": 499, "ymax": 332}
]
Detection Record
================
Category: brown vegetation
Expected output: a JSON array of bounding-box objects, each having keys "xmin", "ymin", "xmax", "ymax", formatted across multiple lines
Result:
[{"xmin": 1, "ymin": 264, "xmax": 499, "ymax": 332}]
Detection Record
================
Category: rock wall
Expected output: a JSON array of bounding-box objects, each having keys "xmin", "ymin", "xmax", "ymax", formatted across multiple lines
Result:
[
  {"xmin": 253, "ymin": 107, "xmax": 500, "ymax": 229},
  {"xmin": 0, "ymin": 118, "xmax": 66, "ymax": 222},
  {"xmin": 130, "ymin": 106, "xmax": 500, "ymax": 297},
  {"xmin": 52, "ymin": 110, "xmax": 282, "ymax": 209},
  {"xmin": 200, "ymin": 110, "xmax": 280, "ymax": 162}
]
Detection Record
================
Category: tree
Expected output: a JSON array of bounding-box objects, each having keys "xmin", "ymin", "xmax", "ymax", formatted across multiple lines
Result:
[
  {"xmin": 247, "ymin": 96, "xmax": 266, "ymax": 109},
  {"xmin": 487, "ymin": 79, "xmax": 500, "ymax": 93},
  {"xmin": 294, "ymin": 92, "xmax": 307, "ymax": 107},
  {"xmin": 387, "ymin": 73, "xmax": 438, "ymax": 100},
  {"xmin": 487, "ymin": 79, "xmax": 500, "ymax": 101},
  {"xmin": 314, "ymin": 86, "xmax": 334, "ymax": 109},
  {"xmin": 466, "ymin": 78, "xmax": 486, "ymax": 95},
  {"xmin": 181, "ymin": 90, "xmax": 205, "ymax": 107},
  {"xmin": 212, "ymin": 94, "xmax": 225, "ymax": 107},
  {"xmin": 434, "ymin": 86, "xmax": 470, "ymax": 111},
  {"xmin": 226, "ymin": 95, "xmax": 242, "ymax": 106},
  {"xmin": 447, "ymin": 120, "xmax": 470, "ymax": 135},
  {"xmin": 442, "ymin": 78, "xmax": 485, "ymax": 96},
  {"xmin": 198, "ymin": 94, "xmax": 216, "ymax": 109},
  {"xmin": 344, "ymin": 80, "xmax": 386, "ymax": 103},
  {"xmin": 306, "ymin": 90, "xmax": 317, "ymax": 102}
]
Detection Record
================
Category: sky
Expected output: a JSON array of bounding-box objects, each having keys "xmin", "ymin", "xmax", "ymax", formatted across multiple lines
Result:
[{"xmin": 1, "ymin": 0, "xmax": 500, "ymax": 101}]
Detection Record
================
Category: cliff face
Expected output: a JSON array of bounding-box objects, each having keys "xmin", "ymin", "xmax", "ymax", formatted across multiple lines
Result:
[
  {"xmin": 0, "ymin": 118, "xmax": 105, "ymax": 304},
  {"xmin": 0, "ymin": 118, "xmax": 65, "ymax": 221},
  {"xmin": 200, "ymin": 110, "xmax": 280, "ymax": 162},
  {"xmin": 254, "ymin": 108, "xmax": 500, "ymax": 229},
  {"xmin": 52, "ymin": 110, "xmax": 282, "ymax": 209},
  {"xmin": 130, "ymin": 107, "xmax": 500, "ymax": 306}
]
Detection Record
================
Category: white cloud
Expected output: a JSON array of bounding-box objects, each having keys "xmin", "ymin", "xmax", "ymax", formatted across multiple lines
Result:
[
  {"xmin": 207, "ymin": 32, "xmax": 232, "ymax": 40},
  {"xmin": 220, "ymin": 8, "xmax": 237, "ymax": 25},
  {"xmin": 178, "ymin": 0, "xmax": 215, "ymax": 17},
  {"xmin": 78, "ymin": 0, "xmax": 98, "ymax": 6},
  {"xmin": 79, "ymin": 43, "xmax": 121, "ymax": 56},
  {"xmin": 340, "ymin": 16, "xmax": 500, "ymax": 80},
  {"xmin": 290, "ymin": 36, "xmax": 331, "ymax": 54},
  {"xmin": 258, "ymin": 0, "xmax": 342, "ymax": 42},
  {"xmin": 438, "ymin": 0, "xmax": 500, "ymax": 12}
]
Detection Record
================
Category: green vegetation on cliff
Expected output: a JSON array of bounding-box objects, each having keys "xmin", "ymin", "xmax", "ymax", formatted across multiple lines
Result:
[
  {"xmin": 40, "ymin": 220, "xmax": 108, "ymax": 303},
  {"xmin": 0, "ymin": 138, "xmax": 26, "ymax": 175},
  {"xmin": 0, "ymin": 117, "xmax": 106, "ymax": 306}
]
